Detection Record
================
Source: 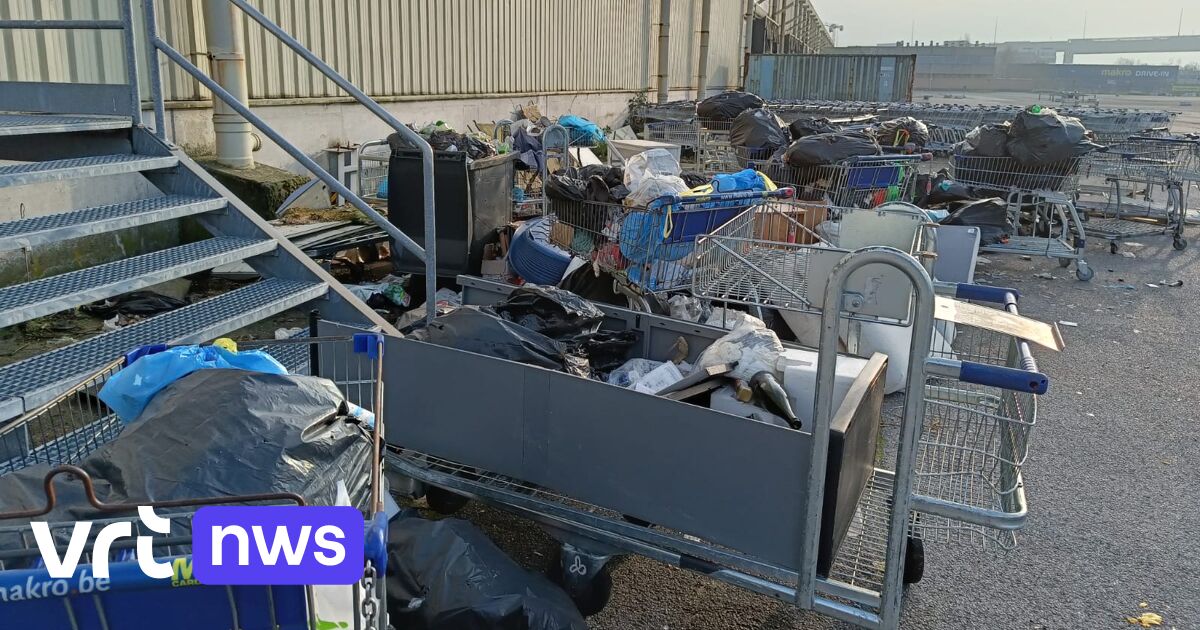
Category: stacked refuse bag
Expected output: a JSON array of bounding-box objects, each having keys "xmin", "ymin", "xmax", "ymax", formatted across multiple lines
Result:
[{"xmin": 952, "ymin": 105, "xmax": 1103, "ymax": 191}]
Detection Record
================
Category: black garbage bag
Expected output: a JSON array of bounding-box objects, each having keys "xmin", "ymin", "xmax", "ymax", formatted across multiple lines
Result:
[
  {"xmin": 574, "ymin": 329, "xmax": 639, "ymax": 373},
  {"xmin": 409, "ymin": 306, "xmax": 588, "ymax": 376},
  {"xmin": 490, "ymin": 285, "xmax": 605, "ymax": 341},
  {"xmin": 82, "ymin": 291, "xmax": 186, "ymax": 318},
  {"xmin": 680, "ymin": 171, "xmax": 710, "ymax": 188},
  {"xmin": 916, "ymin": 170, "xmax": 983, "ymax": 207},
  {"xmin": 574, "ymin": 164, "xmax": 624, "ymax": 188},
  {"xmin": 697, "ymin": 90, "xmax": 764, "ymax": 121},
  {"xmin": 730, "ymin": 108, "xmax": 789, "ymax": 154},
  {"xmin": 783, "ymin": 132, "xmax": 882, "ymax": 167},
  {"xmin": 386, "ymin": 515, "xmax": 588, "ymax": 630},
  {"xmin": 939, "ymin": 198, "xmax": 1011, "ymax": 246},
  {"xmin": 871, "ymin": 116, "xmax": 930, "ymax": 148},
  {"xmin": 788, "ymin": 117, "xmax": 840, "ymax": 140},
  {"xmin": 585, "ymin": 175, "xmax": 613, "ymax": 203},
  {"xmin": 1006, "ymin": 107, "xmax": 1100, "ymax": 166},
  {"xmin": 958, "ymin": 122, "xmax": 1010, "ymax": 157},
  {"xmin": 545, "ymin": 174, "xmax": 588, "ymax": 202},
  {"xmin": 0, "ymin": 370, "xmax": 371, "ymax": 532}
]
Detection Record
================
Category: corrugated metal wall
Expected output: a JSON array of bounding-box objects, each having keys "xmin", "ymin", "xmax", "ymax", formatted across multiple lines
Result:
[
  {"xmin": 1, "ymin": 0, "xmax": 770, "ymax": 102},
  {"xmin": 746, "ymin": 54, "xmax": 917, "ymax": 102}
]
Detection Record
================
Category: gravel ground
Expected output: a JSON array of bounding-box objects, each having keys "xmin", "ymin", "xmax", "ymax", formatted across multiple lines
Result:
[{"xmin": 440, "ymin": 241, "xmax": 1200, "ymax": 630}]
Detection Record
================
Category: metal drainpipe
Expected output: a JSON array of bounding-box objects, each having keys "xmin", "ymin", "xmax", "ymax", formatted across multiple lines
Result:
[
  {"xmin": 696, "ymin": 0, "xmax": 712, "ymax": 99},
  {"xmin": 740, "ymin": 0, "xmax": 754, "ymax": 87},
  {"xmin": 656, "ymin": 0, "xmax": 672, "ymax": 104},
  {"xmin": 203, "ymin": 0, "xmax": 255, "ymax": 169}
]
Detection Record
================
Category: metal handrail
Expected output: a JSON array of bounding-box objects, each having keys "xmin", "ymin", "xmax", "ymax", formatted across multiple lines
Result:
[
  {"xmin": 0, "ymin": 8, "xmax": 141, "ymax": 127},
  {"xmin": 140, "ymin": 0, "xmax": 438, "ymax": 322}
]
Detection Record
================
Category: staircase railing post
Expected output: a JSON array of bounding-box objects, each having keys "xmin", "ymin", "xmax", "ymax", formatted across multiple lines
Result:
[
  {"xmin": 118, "ymin": 0, "xmax": 142, "ymax": 126},
  {"xmin": 142, "ymin": 0, "xmax": 167, "ymax": 140}
]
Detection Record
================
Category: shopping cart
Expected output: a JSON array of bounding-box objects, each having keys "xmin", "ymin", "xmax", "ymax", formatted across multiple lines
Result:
[
  {"xmin": 759, "ymin": 154, "xmax": 927, "ymax": 208},
  {"xmin": 386, "ymin": 241, "xmax": 1048, "ymax": 629},
  {"xmin": 1077, "ymin": 136, "xmax": 1200, "ymax": 252},
  {"xmin": 548, "ymin": 188, "xmax": 802, "ymax": 310},
  {"xmin": 642, "ymin": 120, "xmax": 702, "ymax": 169},
  {"xmin": 355, "ymin": 139, "xmax": 392, "ymax": 206},
  {"xmin": 948, "ymin": 154, "xmax": 1094, "ymax": 280},
  {"xmin": 697, "ymin": 118, "xmax": 739, "ymax": 173},
  {"xmin": 0, "ymin": 335, "xmax": 389, "ymax": 630}
]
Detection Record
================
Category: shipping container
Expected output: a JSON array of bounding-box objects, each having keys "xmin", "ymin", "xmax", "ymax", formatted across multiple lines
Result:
[{"xmin": 745, "ymin": 54, "xmax": 916, "ymax": 102}]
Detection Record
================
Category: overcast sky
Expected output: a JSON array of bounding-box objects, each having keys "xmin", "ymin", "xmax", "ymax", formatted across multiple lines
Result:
[{"xmin": 810, "ymin": 0, "xmax": 1200, "ymax": 66}]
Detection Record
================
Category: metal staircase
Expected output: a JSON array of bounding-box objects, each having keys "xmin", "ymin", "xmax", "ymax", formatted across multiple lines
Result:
[{"xmin": 0, "ymin": 0, "xmax": 437, "ymax": 422}]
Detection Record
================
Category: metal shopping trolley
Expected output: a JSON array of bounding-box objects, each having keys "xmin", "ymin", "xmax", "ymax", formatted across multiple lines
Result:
[
  {"xmin": 643, "ymin": 120, "xmax": 702, "ymax": 169},
  {"xmin": 384, "ymin": 238, "xmax": 1048, "ymax": 628},
  {"xmin": 1077, "ymin": 135, "xmax": 1200, "ymax": 253},
  {"xmin": 759, "ymin": 154, "xmax": 927, "ymax": 208},
  {"xmin": 691, "ymin": 201, "xmax": 1049, "ymax": 549},
  {"xmin": 548, "ymin": 188, "xmax": 804, "ymax": 311},
  {"xmin": 0, "ymin": 335, "xmax": 389, "ymax": 630},
  {"xmin": 948, "ymin": 154, "xmax": 1094, "ymax": 280}
]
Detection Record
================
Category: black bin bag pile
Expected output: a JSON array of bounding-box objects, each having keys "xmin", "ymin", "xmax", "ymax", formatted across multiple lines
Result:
[
  {"xmin": 952, "ymin": 106, "xmax": 1102, "ymax": 192},
  {"xmin": 408, "ymin": 285, "xmax": 638, "ymax": 379},
  {"xmin": 697, "ymin": 90, "xmax": 764, "ymax": 121},
  {"xmin": 0, "ymin": 370, "xmax": 372, "ymax": 558},
  {"xmin": 729, "ymin": 108, "xmax": 789, "ymax": 159}
]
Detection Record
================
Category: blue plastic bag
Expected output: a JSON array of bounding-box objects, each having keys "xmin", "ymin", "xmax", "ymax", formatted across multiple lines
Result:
[
  {"xmin": 99, "ymin": 345, "xmax": 289, "ymax": 423},
  {"xmin": 558, "ymin": 114, "xmax": 605, "ymax": 145},
  {"xmin": 711, "ymin": 169, "xmax": 768, "ymax": 193}
]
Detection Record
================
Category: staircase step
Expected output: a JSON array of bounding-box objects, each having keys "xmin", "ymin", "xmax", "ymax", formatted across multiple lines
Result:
[
  {"xmin": 0, "ymin": 195, "xmax": 227, "ymax": 250},
  {"xmin": 0, "ymin": 113, "xmax": 133, "ymax": 137},
  {"xmin": 0, "ymin": 277, "xmax": 328, "ymax": 420},
  {"xmin": 0, "ymin": 236, "xmax": 278, "ymax": 328},
  {"xmin": 0, "ymin": 154, "xmax": 178, "ymax": 188}
]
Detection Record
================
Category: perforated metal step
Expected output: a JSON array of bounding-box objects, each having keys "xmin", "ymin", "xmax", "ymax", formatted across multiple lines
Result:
[
  {"xmin": 0, "ymin": 277, "xmax": 327, "ymax": 420},
  {"xmin": 0, "ymin": 113, "xmax": 132, "ymax": 137},
  {"xmin": 0, "ymin": 236, "xmax": 278, "ymax": 327},
  {"xmin": 0, "ymin": 195, "xmax": 227, "ymax": 251},
  {"xmin": 0, "ymin": 154, "xmax": 177, "ymax": 188}
]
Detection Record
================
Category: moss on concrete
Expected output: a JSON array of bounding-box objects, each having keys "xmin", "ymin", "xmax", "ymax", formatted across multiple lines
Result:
[{"xmin": 196, "ymin": 157, "xmax": 310, "ymax": 220}]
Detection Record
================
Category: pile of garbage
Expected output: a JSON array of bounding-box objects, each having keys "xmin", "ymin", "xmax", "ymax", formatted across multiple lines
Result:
[
  {"xmin": 953, "ymin": 105, "xmax": 1102, "ymax": 166},
  {"xmin": 404, "ymin": 284, "xmax": 819, "ymax": 429}
]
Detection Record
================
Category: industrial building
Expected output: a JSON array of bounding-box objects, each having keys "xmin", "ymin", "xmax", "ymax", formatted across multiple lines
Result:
[{"xmin": 0, "ymin": 0, "xmax": 833, "ymax": 172}]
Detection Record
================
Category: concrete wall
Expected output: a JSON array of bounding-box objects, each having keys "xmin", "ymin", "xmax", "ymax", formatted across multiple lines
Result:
[{"xmin": 160, "ymin": 89, "xmax": 695, "ymax": 174}]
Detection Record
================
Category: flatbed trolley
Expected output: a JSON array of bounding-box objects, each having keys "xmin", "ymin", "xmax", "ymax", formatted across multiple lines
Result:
[
  {"xmin": 0, "ymin": 335, "xmax": 389, "ymax": 630},
  {"xmin": 948, "ymin": 154, "xmax": 1093, "ymax": 280},
  {"xmin": 386, "ymin": 232, "xmax": 1048, "ymax": 628},
  {"xmin": 1077, "ymin": 135, "xmax": 1200, "ymax": 253}
]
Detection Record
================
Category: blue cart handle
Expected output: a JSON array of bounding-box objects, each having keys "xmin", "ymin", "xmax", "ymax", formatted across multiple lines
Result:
[
  {"xmin": 843, "ymin": 154, "xmax": 929, "ymax": 165},
  {"xmin": 952, "ymin": 283, "xmax": 1020, "ymax": 305},
  {"xmin": 646, "ymin": 187, "xmax": 795, "ymax": 212},
  {"xmin": 928, "ymin": 357, "xmax": 1048, "ymax": 394}
]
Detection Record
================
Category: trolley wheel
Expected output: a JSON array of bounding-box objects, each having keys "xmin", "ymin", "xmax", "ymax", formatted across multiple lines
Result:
[
  {"xmin": 1057, "ymin": 257, "xmax": 1072, "ymax": 268},
  {"xmin": 548, "ymin": 548, "xmax": 614, "ymax": 617},
  {"xmin": 1110, "ymin": 241, "xmax": 1119, "ymax": 255},
  {"xmin": 1075, "ymin": 262, "xmax": 1094, "ymax": 282},
  {"xmin": 903, "ymin": 536, "xmax": 925, "ymax": 585},
  {"xmin": 424, "ymin": 486, "xmax": 470, "ymax": 515},
  {"xmin": 1174, "ymin": 237, "xmax": 1188, "ymax": 251}
]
